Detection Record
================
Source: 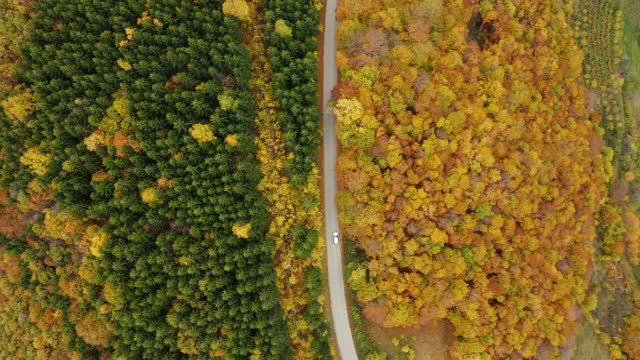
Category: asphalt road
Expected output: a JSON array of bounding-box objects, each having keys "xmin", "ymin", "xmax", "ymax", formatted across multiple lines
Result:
[{"xmin": 323, "ymin": 0, "xmax": 359, "ymax": 358}]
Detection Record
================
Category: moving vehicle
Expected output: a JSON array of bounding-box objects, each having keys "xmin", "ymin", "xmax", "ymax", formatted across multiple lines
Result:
[{"xmin": 332, "ymin": 231, "xmax": 339, "ymax": 244}]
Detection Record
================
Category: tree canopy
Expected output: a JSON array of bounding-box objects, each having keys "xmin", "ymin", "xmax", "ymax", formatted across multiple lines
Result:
[{"xmin": 335, "ymin": 0, "xmax": 611, "ymax": 357}]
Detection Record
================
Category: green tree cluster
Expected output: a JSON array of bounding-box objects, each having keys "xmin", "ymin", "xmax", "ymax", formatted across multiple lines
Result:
[
  {"xmin": 265, "ymin": 0, "xmax": 322, "ymax": 184},
  {"xmin": 0, "ymin": 0, "xmax": 293, "ymax": 358}
]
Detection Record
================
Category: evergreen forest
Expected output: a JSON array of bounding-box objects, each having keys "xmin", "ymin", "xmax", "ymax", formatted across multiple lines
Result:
[{"xmin": 0, "ymin": 0, "xmax": 329, "ymax": 358}]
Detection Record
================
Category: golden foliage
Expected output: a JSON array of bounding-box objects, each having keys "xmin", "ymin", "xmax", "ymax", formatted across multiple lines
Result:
[
  {"xmin": 0, "ymin": 250, "xmax": 37, "ymax": 359},
  {"xmin": 335, "ymin": 97, "xmax": 364, "ymax": 125},
  {"xmin": 83, "ymin": 92, "xmax": 140, "ymax": 161},
  {"xmin": 137, "ymin": 10, "xmax": 152, "ymax": 25},
  {"xmin": 58, "ymin": 272, "xmax": 83, "ymax": 302},
  {"xmin": 40, "ymin": 210, "xmax": 86, "ymax": 244},
  {"xmin": 249, "ymin": 348, "xmax": 262, "ymax": 360},
  {"xmin": 117, "ymin": 59, "xmax": 132, "ymax": 72},
  {"xmin": 83, "ymin": 130, "xmax": 108, "ymax": 152},
  {"xmin": 274, "ymin": 19, "xmax": 292, "ymax": 37},
  {"xmin": 177, "ymin": 329, "xmax": 201, "ymax": 355},
  {"xmin": 335, "ymin": 98, "xmax": 378, "ymax": 147},
  {"xmin": 91, "ymin": 170, "xmax": 113, "ymax": 182},
  {"xmin": 1, "ymin": 91, "xmax": 35, "ymax": 122},
  {"xmin": 75, "ymin": 311, "xmax": 112, "ymax": 346},
  {"xmin": 119, "ymin": 28, "xmax": 135, "ymax": 47},
  {"xmin": 0, "ymin": 0, "xmax": 34, "ymax": 95},
  {"xmin": 103, "ymin": 282, "xmax": 123, "ymax": 309},
  {"xmin": 224, "ymin": 133, "xmax": 239, "ymax": 147},
  {"xmin": 232, "ymin": 223, "xmax": 252, "ymax": 239},
  {"xmin": 104, "ymin": 91, "xmax": 134, "ymax": 133},
  {"xmin": 83, "ymin": 225, "xmax": 109, "ymax": 258},
  {"xmin": 178, "ymin": 256, "xmax": 190, "ymax": 266},
  {"xmin": 125, "ymin": 27, "xmax": 135, "ymax": 40},
  {"xmin": 157, "ymin": 177, "xmax": 173, "ymax": 188},
  {"xmin": 189, "ymin": 123, "xmax": 216, "ymax": 143},
  {"xmin": 218, "ymin": 92, "xmax": 240, "ymax": 111},
  {"xmin": 136, "ymin": 7, "xmax": 164, "ymax": 28},
  {"xmin": 78, "ymin": 261, "xmax": 100, "ymax": 285},
  {"xmin": 20, "ymin": 147, "xmax": 52, "ymax": 176},
  {"xmin": 208, "ymin": 339, "xmax": 226, "ymax": 358},
  {"xmin": 336, "ymin": 0, "xmax": 611, "ymax": 357},
  {"xmin": 140, "ymin": 187, "xmax": 159, "ymax": 203},
  {"xmin": 222, "ymin": 0, "xmax": 250, "ymax": 21},
  {"xmin": 622, "ymin": 305, "xmax": 640, "ymax": 359}
]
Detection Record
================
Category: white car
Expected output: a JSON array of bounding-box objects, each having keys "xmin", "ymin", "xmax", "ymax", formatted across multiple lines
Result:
[{"xmin": 332, "ymin": 231, "xmax": 340, "ymax": 244}]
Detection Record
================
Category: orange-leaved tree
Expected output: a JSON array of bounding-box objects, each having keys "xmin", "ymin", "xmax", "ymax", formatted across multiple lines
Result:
[{"xmin": 335, "ymin": 0, "xmax": 611, "ymax": 358}]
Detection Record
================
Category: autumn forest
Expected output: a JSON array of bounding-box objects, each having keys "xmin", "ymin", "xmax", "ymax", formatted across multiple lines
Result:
[{"xmin": 1, "ymin": 0, "xmax": 639, "ymax": 359}]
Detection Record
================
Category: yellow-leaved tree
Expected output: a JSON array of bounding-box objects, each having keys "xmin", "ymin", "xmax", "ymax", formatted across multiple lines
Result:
[
  {"xmin": 75, "ymin": 311, "xmax": 112, "ymax": 346},
  {"xmin": 140, "ymin": 187, "xmax": 159, "ymax": 203},
  {"xmin": 232, "ymin": 223, "xmax": 252, "ymax": 239},
  {"xmin": 222, "ymin": 0, "xmax": 249, "ymax": 21},
  {"xmin": 20, "ymin": 147, "xmax": 52, "ymax": 176},
  {"xmin": 1, "ymin": 91, "xmax": 35, "ymax": 122},
  {"xmin": 274, "ymin": 19, "xmax": 292, "ymax": 37},
  {"xmin": 189, "ymin": 123, "xmax": 216, "ymax": 143}
]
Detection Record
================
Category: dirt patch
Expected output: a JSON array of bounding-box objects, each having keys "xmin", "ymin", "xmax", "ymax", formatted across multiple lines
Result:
[
  {"xmin": 0, "ymin": 189, "xmax": 28, "ymax": 238},
  {"xmin": 364, "ymin": 316, "xmax": 453, "ymax": 359}
]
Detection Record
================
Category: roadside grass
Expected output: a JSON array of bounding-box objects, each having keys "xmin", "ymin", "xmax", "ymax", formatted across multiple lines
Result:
[
  {"xmin": 620, "ymin": 0, "xmax": 640, "ymax": 71},
  {"xmin": 573, "ymin": 320, "xmax": 610, "ymax": 360},
  {"xmin": 622, "ymin": 19, "xmax": 640, "ymax": 77}
]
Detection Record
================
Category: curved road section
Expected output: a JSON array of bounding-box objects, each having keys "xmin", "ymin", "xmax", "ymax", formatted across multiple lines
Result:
[{"xmin": 323, "ymin": 0, "xmax": 359, "ymax": 359}]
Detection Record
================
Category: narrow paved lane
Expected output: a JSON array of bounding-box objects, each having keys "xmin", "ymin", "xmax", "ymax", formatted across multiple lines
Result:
[{"xmin": 323, "ymin": 0, "xmax": 359, "ymax": 358}]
